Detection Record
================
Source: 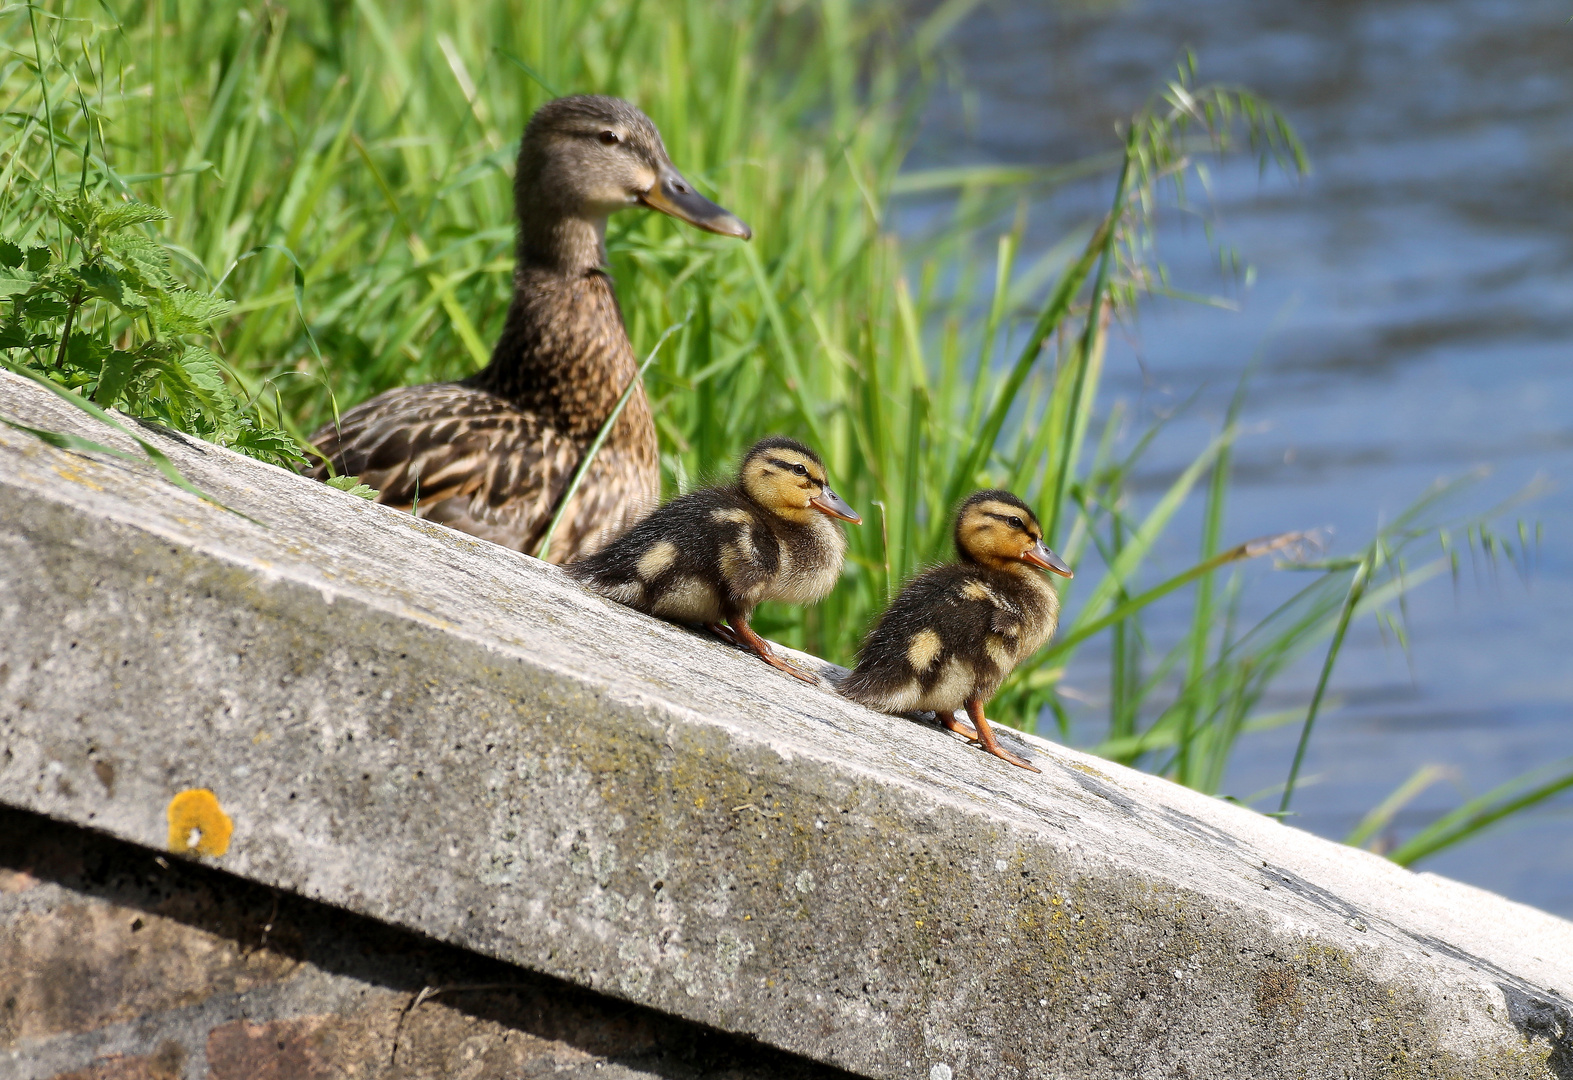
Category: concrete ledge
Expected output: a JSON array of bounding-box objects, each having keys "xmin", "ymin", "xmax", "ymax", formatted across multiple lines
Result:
[{"xmin": 2, "ymin": 369, "xmax": 1571, "ymax": 1078}]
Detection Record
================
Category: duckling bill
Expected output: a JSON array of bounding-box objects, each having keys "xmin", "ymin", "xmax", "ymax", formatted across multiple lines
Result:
[
  {"xmin": 566, "ymin": 437, "xmax": 860, "ymax": 683},
  {"xmin": 838, "ymin": 490, "xmax": 1072, "ymax": 772}
]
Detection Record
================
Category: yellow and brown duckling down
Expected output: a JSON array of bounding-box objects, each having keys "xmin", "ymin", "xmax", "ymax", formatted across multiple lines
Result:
[
  {"xmin": 306, "ymin": 95, "xmax": 750, "ymax": 563},
  {"xmin": 838, "ymin": 490, "xmax": 1073, "ymax": 772},
  {"xmin": 566, "ymin": 437, "xmax": 861, "ymax": 683}
]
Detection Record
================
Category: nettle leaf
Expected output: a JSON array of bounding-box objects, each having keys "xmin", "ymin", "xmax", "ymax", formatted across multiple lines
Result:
[
  {"xmin": 103, "ymin": 232, "xmax": 174, "ymax": 290},
  {"xmin": 25, "ymin": 247, "xmax": 50, "ymax": 272},
  {"xmin": 95, "ymin": 200, "xmax": 170, "ymax": 232},
  {"xmin": 0, "ymin": 241, "xmax": 22, "ymax": 269},
  {"xmin": 64, "ymin": 333, "xmax": 112, "ymax": 373},
  {"xmin": 156, "ymin": 288, "xmax": 236, "ymax": 331},
  {"xmin": 325, "ymin": 473, "xmax": 379, "ymax": 499},
  {"xmin": 0, "ymin": 322, "xmax": 36, "ymax": 349},
  {"xmin": 0, "ymin": 269, "xmax": 36, "ymax": 299},
  {"xmin": 21, "ymin": 295, "xmax": 69, "ymax": 320},
  {"xmin": 229, "ymin": 422, "xmax": 310, "ymax": 468},
  {"xmin": 40, "ymin": 191, "xmax": 94, "ymax": 239},
  {"xmin": 94, "ymin": 349, "xmax": 140, "ymax": 406},
  {"xmin": 178, "ymin": 347, "xmax": 230, "ymax": 401},
  {"xmin": 74, "ymin": 263, "xmax": 130, "ymax": 309}
]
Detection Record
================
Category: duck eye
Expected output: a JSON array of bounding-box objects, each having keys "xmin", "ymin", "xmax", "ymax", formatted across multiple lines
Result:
[
  {"xmin": 598, "ymin": 130, "xmax": 621, "ymax": 145},
  {"xmin": 792, "ymin": 463, "xmax": 809, "ymax": 477},
  {"xmin": 1009, "ymin": 516, "xmax": 1024, "ymax": 530}
]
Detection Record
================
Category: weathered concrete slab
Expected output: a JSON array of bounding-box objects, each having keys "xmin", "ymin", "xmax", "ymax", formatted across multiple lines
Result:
[
  {"xmin": 0, "ymin": 805, "xmax": 845, "ymax": 1080},
  {"xmin": 1, "ymin": 368, "xmax": 1570, "ymax": 1079}
]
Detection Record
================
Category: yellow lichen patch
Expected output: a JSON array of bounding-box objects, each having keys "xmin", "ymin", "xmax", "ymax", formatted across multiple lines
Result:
[
  {"xmin": 166, "ymin": 789, "xmax": 234, "ymax": 857},
  {"xmin": 52, "ymin": 463, "xmax": 105, "ymax": 492},
  {"xmin": 1065, "ymin": 760, "xmax": 1114, "ymax": 783}
]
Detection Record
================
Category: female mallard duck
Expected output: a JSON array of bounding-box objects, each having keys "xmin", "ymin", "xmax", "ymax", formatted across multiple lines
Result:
[
  {"xmin": 566, "ymin": 437, "xmax": 861, "ymax": 683},
  {"xmin": 305, "ymin": 95, "xmax": 750, "ymax": 562},
  {"xmin": 838, "ymin": 490, "xmax": 1073, "ymax": 772}
]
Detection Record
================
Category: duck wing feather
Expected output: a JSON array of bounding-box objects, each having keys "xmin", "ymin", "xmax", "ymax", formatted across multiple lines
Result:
[{"xmin": 306, "ymin": 382, "xmax": 648, "ymax": 560}]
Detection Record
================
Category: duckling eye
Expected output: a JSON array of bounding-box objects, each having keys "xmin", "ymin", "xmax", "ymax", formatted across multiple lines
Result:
[
  {"xmin": 792, "ymin": 463, "xmax": 809, "ymax": 477},
  {"xmin": 1008, "ymin": 515, "xmax": 1025, "ymax": 530},
  {"xmin": 598, "ymin": 130, "xmax": 622, "ymax": 145}
]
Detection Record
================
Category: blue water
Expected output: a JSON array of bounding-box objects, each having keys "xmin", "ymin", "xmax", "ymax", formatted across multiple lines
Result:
[{"xmin": 910, "ymin": 0, "xmax": 1573, "ymax": 915}]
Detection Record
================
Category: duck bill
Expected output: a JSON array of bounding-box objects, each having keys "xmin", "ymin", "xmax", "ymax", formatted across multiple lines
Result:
[
  {"xmin": 640, "ymin": 165, "xmax": 752, "ymax": 239},
  {"xmin": 809, "ymin": 488, "xmax": 861, "ymax": 524},
  {"xmin": 1022, "ymin": 540, "xmax": 1073, "ymax": 578}
]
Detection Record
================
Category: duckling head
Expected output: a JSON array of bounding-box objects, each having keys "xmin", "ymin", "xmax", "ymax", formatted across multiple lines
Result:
[
  {"xmin": 739, "ymin": 437, "xmax": 861, "ymax": 526},
  {"xmin": 516, "ymin": 95, "xmax": 751, "ymax": 265},
  {"xmin": 955, "ymin": 490, "xmax": 1073, "ymax": 577}
]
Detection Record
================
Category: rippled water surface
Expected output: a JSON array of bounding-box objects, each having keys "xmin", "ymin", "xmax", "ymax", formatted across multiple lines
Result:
[{"xmin": 910, "ymin": 0, "xmax": 1573, "ymax": 914}]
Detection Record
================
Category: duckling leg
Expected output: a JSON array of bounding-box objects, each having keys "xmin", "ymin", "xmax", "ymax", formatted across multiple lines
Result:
[
  {"xmin": 964, "ymin": 699, "xmax": 1042, "ymax": 774},
  {"xmin": 940, "ymin": 711, "xmax": 981, "ymax": 741},
  {"xmin": 726, "ymin": 614, "xmax": 818, "ymax": 685},
  {"xmin": 706, "ymin": 622, "xmax": 742, "ymax": 647}
]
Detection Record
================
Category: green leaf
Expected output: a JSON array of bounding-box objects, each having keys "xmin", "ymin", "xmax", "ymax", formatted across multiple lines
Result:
[
  {"xmin": 0, "ymin": 323, "xmax": 33, "ymax": 350},
  {"xmin": 25, "ymin": 247, "xmax": 51, "ymax": 272},
  {"xmin": 178, "ymin": 347, "xmax": 230, "ymax": 401},
  {"xmin": 325, "ymin": 473, "xmax": 379, "ymax": 499},
  {"xmin": 64, "ymin": 333, "xmax": 111, "ymax": 373},
  {"xmin": 74, "ymin": 263, "xmax": 128, "ymax": 309},
  {"xmin": 0, "ymin": 271, "xmax": 36, "ymax": 299},
  {"xmin": 103, "ymin": 232, "xmax": 174, "ymax": 289},
  {"xmin": 227, "ymin": 424, "xmax": 308, "ymax": 467},
  {"xmin": 95, "ymin": 200, "xmax": 171, "ymax": 232},
  {"xmin": 157, "ymin": 288, "xmax": 236, "ymax": 331},
  {"xmin": 0, "ymin": 241, "xmax": 22, "ymax": 269},
  {"xmin": 94, "ymin": 349, "xmax": 139, "ymax": 406},
  {"xmin": 21, "ymin": 296, "xmax": 69, "ymax": 320}
]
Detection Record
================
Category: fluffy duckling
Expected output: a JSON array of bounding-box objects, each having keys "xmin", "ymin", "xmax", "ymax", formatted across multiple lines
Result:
[
  {"xmin": 306, "ymin": 95, "xmax": 751, "ymax": 562},
  {"xmin": 566, "ymin": 437, "xmax": 861, "ymax": 682},
  {"xmin": 838, "ymin": 490, "xmax": 1073, "ymax": 772}
]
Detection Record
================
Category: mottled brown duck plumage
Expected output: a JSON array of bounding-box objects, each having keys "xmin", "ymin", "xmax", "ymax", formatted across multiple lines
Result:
[
  {"xmin": 306, "ymin": 95, "xmax": 750, "ymax": 562},
  {"xmin": 838, "ymin": 490, "xmax": 1073, "ymax": 772}
]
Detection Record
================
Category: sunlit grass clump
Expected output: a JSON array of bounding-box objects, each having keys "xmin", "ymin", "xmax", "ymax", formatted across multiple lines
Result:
[{"xmin": 1, "ymin": 0, "xmax": 1560, "ymax": 859}]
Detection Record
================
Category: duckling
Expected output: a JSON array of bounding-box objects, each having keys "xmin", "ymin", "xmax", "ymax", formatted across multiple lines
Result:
[
  {"xmin": 567, "ymin": 437, "xmax": 861, "ymax": 683},
  {"xmin": 306, "ymin": 95, "xmax": 750, "ymax": 563},
  {"xmin": 838, "ymin": 490, "xmax": 1073, "ymax": 772}
]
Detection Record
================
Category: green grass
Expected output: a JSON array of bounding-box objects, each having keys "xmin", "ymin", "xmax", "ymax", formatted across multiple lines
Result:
[{"xmin": 1, "ymin": 0, "xmax": 1559, "ymax": 865}]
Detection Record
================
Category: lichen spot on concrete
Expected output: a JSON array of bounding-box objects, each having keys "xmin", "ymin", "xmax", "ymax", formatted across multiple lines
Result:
[
  {"xmin": 166, "ymin": 788, "xmax": 233, "ymax": 856},
  {"xmin": 906, "ymin": 629, "xmax": 942, "ymax": 671}
]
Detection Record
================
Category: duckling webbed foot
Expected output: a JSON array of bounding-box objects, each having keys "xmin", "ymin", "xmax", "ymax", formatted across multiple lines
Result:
[
  {"xmin": 727, "ymin": 616, "xmax": 819, "ymax": 685},
  {"xmin": 964, "ymin": 699, "xmax": 1041, "ymax": 773}
]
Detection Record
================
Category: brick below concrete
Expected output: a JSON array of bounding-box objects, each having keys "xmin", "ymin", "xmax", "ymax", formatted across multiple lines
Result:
[{"xmin": 2, "ymin": 369, "xmax": 1572, "ymax": 1078}]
